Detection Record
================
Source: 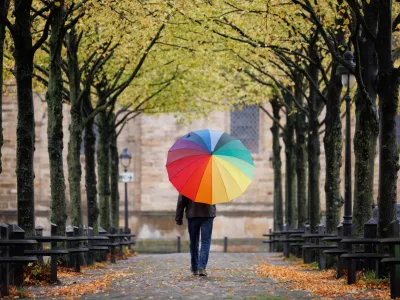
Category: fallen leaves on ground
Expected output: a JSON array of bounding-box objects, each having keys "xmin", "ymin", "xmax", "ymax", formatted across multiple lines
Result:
[
  {"xmin": 2, "ymin": 285, "xmax": 33, "ymax": 299},
  {"xmin": 257, "ymin": 261, "xmax": 390, "ymax": 299},
  {"xmin": 24, "ymin": 263, "xmax": 53, "ymax": 285},
  {"xmin": 39, "ymin": 271, "xmax": 132, "ymax": 298},
  {"xmin": 80, "ymin": 262, "xmax": 107, "ymax": 271}
]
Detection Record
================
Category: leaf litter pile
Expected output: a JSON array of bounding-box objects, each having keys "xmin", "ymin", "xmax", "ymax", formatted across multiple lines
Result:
[
  {"xmin": 257, "ymin": 258, "xmax": 391, "ymax": 299},
  {"xmin": 7, "ymin": 251, "xmax": 138, "ymax": 299}
]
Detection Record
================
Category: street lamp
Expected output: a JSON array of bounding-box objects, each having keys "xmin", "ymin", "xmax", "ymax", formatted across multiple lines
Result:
[
  {"xmin": 120, "ymin": 147, "xmax": 132, "ymax": 233},
  {"xmin": 335, "ymin": 49, "xmax": 356, "ymax": 237}
]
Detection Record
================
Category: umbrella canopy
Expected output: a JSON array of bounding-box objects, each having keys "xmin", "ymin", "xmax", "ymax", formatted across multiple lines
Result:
[{"xmin": 166, "ymin": 129, "xmax": 254, "ymax": 204}]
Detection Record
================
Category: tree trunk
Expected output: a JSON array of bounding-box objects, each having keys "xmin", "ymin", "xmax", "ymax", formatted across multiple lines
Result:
[
  {"xmin": 97, "ymin": 107, "xmax": 111, "ymax": 229},
  {"xmin": 323, "ymin": 63, "xmax": 343, "ymax": 233},
  {"xmin": 84, "ymin": 102, "xmax": 99, "ymax": 232},
  {"xmin": 13, "ymin": 0, "xmax": 35, "ymax": 234},
  {"xmin": 270, "ymin": 99, "xmax": 283, "ymax": 232},
  {"xmin": 324, "ymin": 68, "xmax": 344, "ymax": 234},
  {"xmin": 0, "ymin": 0, "xmax": 10, "ymax": 174},
  {"xmin": 308, "ymin": 44, "xmax": 322, "ymax": 232},
  {"xmin": 352, "ymin": 1, "xmax": 379, "ymax": 237},
  {"xmin": 376, "ymin": 0, "xmax": 399, "ymax": 238},
  {"xmin": 283, "ymin": 93, "xmax": 297, "ymax": 228},
  {"xmin": 66, "ymin": 28, "xmax": 83, "ymax": 226},
  {"xmin": 110, "ymin": 117, "xmax": 120, "ymax": 228},
  {"xmin": 323, "ymin": 6, "xmax": 345, "ymax": 234},
  {"xmin": 47, "ymin": 1, "xmax": 67, "ymax": 236},
  {"xmin": 294, "ymin": 75, "xmax": 307, "ymax": 229}
]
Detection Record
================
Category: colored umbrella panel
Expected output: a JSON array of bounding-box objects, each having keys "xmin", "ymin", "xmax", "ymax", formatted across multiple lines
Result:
[{"xmin": 166, "ymin": 129, "xmax": 254, "ymax": 204}]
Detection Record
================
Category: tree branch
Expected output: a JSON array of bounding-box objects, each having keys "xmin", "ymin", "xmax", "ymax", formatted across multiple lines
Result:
[
  {"xmin": 259, "ymin": 105, "xmax": 285, "ymax": 130},
  {"xmin": 33, "ymin": 9, "xmax": 55, "ymax": 52}
]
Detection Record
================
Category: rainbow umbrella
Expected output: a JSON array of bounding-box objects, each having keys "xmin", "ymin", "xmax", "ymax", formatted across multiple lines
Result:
[{"xmin": 166, "ymin": 129, "xmax": 254, "ymax": 204}]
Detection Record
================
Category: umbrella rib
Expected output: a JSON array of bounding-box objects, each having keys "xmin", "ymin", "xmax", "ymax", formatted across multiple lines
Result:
[
  {"xmin": 213, "ymin": 154, "xmax": 254, "ymax": 180},
  {"xmin": 180, "ymin": 157, "xmax": 210, "ymax": 201},
  {"xmin": 214, "ymin": 157, "xmax": 245, "ymax": 198},
  {"xmin": 166, "ymin": 151, "xmax": 208, "ymax": 165},
  {"xmin": 212, "ymin": 157, "xmax": 231, "ymax": 203},
  {"xmin": 166, "ymin": 154, "xmax": 207, "ymax": 178},
  {"xmin": 213, "ymin": 151, "xmax": 254, "ymax": 166},
  {"xmin": 168, "ymin": 155, "xmax": 209, "ymax": 180}
]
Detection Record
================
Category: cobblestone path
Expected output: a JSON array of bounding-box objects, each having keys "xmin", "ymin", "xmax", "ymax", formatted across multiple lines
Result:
[{"xmin": 82, "ymin": 253, "xmax": 312, "ymax": 299}]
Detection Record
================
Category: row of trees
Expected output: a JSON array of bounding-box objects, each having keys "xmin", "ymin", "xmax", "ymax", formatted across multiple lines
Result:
[
  {"xmin": 0, "ymin": 1, "xmax": 232, "ymax": 235},
  {"xmin": 1, "ymin": 0, "xmax": 399, "ymax": 239},
  {"xmin": 160, "ymin": 0, "xmax": 400, "ymax": 237}
]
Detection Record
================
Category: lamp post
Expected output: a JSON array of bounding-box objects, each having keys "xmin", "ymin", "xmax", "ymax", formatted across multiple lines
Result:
[
  {"xmin": 120, "ymin": 147, "xmax": 132, "ymax": 233},
  {"xmin": 336, "ymin": 49, "xmax": 357, "ymax": 237}
]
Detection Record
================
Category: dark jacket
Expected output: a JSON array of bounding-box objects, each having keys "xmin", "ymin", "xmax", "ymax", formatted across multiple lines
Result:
[{"xmin": 175, "ymin": 194, "xmax": 216, "ymax": 224}]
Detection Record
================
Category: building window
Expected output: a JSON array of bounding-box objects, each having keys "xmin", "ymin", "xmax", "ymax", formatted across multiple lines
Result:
[{"xmin": 230, "ymin": 105, "xmax": 260, "ymax": 153}]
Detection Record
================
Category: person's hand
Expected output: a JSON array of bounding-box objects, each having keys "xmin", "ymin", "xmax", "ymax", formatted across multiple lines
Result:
[{"xmin": 176, "ymin": 220, "xmax": 183, "ymax": 225}]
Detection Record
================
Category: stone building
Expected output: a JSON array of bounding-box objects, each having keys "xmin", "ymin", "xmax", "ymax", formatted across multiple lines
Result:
[{"xmin": 0, "ymin": 92, "xmax": 387, "ymax": 248}]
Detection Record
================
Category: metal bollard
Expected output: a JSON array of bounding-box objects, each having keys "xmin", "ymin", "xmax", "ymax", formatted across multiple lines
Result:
[
  {"xmin": 73, "ymin": 226, "xmax": 81, "ymax": 272},
  {"xmin": 66, "ymin": 225, "xmax": 74, "ymax": 269},
  {"xmin": 110, "ymin": 227, "xmax": 117, "ymax": 263},
  {"xmin": 35, "ymin": 225, "xmax": 44, "ymax": 264},
  {"xmin": 127, "ymin": 228, "xmax": 132, "ymax": 250},
  {"xmin": 0, "ymin": 224, "xmax": 10, "ymax": 296},
  {"xmin": 224, "ymin": 237, "xmax": 228, "ymax": 253},
  {"xmin": 177, "ymin": 236, "xmax": 181, "ymax": 253},
  {"xmin": 87, "ymin": 227, "xmax": 94, "ymax": 266},
  {"xmin": 50, "ymin": 224, "xmax": 58, "ymax": 282},
  {"xmin": 98, "ymin": 227, "xmax": 108, "ymax": 262},
  {"xmin": 119, "ymin": 228, "xmax": 124, "ymax": 258},
  {"xmin": 9, "ymin": 224, "xmax": 25, "ymax": 286}
]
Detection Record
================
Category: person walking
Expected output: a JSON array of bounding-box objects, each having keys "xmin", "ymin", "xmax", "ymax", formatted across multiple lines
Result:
[{"xmin": 175, "ymin": 194, "xmax": 216, "ymax": 277}]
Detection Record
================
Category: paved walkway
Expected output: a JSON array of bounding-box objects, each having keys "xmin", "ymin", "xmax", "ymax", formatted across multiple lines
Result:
[{"xmin": 81, "ymin": 253, "xmax": 311, "ymax": 300}]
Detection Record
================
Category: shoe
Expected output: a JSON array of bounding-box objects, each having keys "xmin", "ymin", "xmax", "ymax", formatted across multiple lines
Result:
[
  {"xmin": 199, "ymin": 268, "xmax": 207, "ymax": 277},
  {"xmin": 192, "ymin": 269, "xmax": 199, "ymax": 276}
]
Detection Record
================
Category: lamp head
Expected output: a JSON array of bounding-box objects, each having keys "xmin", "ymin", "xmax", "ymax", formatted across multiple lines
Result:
[
  {"xmin": 335, "ymin": 49, "xmax": 356, "ymax": 89},
  {"xmin": 120, "ymin": 147, "xmax": 132, "ymax": 168}
]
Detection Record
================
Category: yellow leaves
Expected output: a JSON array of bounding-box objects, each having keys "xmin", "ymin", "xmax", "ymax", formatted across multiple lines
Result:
[
  {"xmin": 55, "ymin": 1, "xmax": 61, "ymax": 7},
  {"xmin": 257, "ymin": 262, "xmax": 390, "ymax": 299}
]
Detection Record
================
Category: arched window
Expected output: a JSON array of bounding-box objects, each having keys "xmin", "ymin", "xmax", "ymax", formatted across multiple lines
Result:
[{"xmin": 230, "ymin": 105, "xmax": 260, "ymax": 153}]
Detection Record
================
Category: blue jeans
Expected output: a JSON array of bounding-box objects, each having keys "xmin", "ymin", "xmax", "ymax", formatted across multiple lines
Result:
[{"xmin": 187, "ymin": 217, "xmax": 214, "ymax": 271}]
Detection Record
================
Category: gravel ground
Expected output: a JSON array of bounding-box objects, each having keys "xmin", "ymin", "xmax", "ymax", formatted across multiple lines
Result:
[{"xmin": 78, "ymin": 253, "xmax": 313, "ymax": 300}]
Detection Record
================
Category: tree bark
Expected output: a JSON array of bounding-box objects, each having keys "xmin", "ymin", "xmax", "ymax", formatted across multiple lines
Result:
[
  {"xmin": 47, "ymin": 1, "xmax": 67, "ymax": 235},
  {"xmin": 376, "ymin": 0, "xmax": 399, "ymax": 238},
  {"xmin": 110, "ymin": 116, "xmax": 120, "ymax": 228},
  {"xmin": 352, "ymin": 1, "xmax": 379, "ymax": 237},
  {"xmin": 294, "ymin": 75, "xmax": 307, "ymax": 229},
  {"xmin": 97, "ymin": 105, "xmax": 111, "ymax": 229},
  {"xmin": 66, "ymin": 28, "xmax": 83, "ymax": 226},
  {"xmin": 0, "ymin": 0, "xmax": 10, "ymax": 174},
  {"xmin": 283, "ymin": 92, "xmax": 297, "ymax": 229},
  {"xmin": 270, "ymin": 99, "xmax": 284, "ymax": 232},
  {"xmin": 13, "ymin": 0, "xmax": 35, "ymax": 234},
  {"xmin": 84, "ymin": 100, "xmax": 99, "ymax": 232},
  {"xmin": 323, "ymin": 63, "xmax": 343, "ymax": 233},
  {"xmin": 308, "ymin": 43, "xmax": 322, "ymax": 232},
  {"xmin": 323, "ymin": 5, "xmax": 345, "ymax": 234}
]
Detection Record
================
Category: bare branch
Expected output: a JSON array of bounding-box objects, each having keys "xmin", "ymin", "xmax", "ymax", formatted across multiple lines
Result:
[
  {"xmin": 33, "ymin": 8, "xmax": 55, "ymax": 52},
  {"xmin": 259, "ymin": 105, "xmax": 285, "ymax": 130}
]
